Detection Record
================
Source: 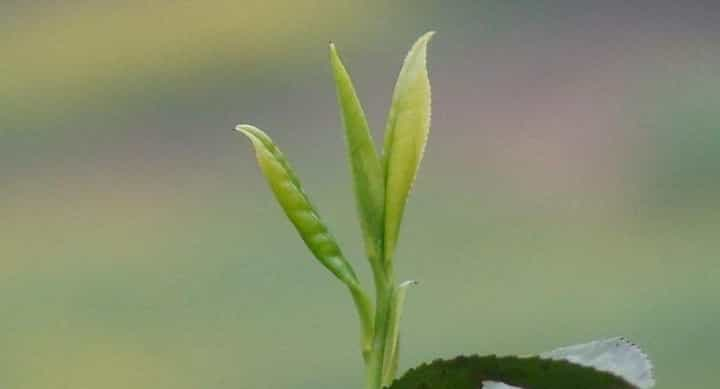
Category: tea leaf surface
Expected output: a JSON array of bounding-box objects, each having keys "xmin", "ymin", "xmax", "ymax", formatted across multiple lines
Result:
[
  {"xmin": 387, "ymin": 354, "xmax": 639, "ymax": 389},
  {"xmin": 329, "ymin": 43, "xmax": 386, "ymax": 273},
  {"xmin": 236, "ymin": 125, "xmax": 375, "ymax": 358},
  {"xmin": 382, "ymin": 31, "xmax": 434, "ymax": 265}
]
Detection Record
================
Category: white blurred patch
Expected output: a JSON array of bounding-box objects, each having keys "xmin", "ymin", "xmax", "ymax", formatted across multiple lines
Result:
[
  {"xmin": 482, "ymin": 381, "xmax": 524, "ymax": 389},
  {"xmin": 480, "ymin": 337, "xmax": 655, "ymax": 389},
  {"xmin": 540, "ymin": 337, "xmax": 655, "ymax": 388}
]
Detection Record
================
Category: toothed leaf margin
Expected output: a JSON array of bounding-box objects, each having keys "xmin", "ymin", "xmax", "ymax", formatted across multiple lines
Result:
[{"xmin": 386, "ymin": 354, "xmax": 639, "ymax": 389}]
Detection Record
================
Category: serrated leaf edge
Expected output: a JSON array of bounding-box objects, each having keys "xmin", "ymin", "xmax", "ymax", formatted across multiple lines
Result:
[{"xmin": 387, "ymin": 354, "xmax": 641, "ymax": 389}]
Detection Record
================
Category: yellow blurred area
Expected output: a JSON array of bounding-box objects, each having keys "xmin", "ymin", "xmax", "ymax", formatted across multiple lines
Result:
[
  {"xmin": 9, "ymin": 333, "xmax": 183, "ymax": 389},
  {"xmin": 1, "ymin": 0, "xmax": 380, "ymax": 125}
]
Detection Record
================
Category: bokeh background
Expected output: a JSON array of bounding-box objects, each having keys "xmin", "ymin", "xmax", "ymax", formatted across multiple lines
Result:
[{"xmin": 2, "ymin": 1, "xmax": 718, "ymax": 388}]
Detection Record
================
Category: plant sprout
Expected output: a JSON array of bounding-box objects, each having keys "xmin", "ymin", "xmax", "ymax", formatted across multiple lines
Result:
[{"xmin": 236, "ymin": 32, "xmax": 656, "ymax": 389}]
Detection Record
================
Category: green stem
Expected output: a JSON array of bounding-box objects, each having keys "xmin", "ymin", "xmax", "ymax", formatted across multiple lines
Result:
[
  {"xmin": 365, "ymin": 284, "xmax": 392, "ymax": 389},
  {"xmin": 381, "ymin": 280, "xmax": 415, "ymax": 385},
  {"xmin": 364, "ymin": 254, "xmax": 396, "ymax": 389},
  {"xmin": 364, "ymin": 222, "xmax": 392, "ymax": 388},
  {"xmin": 348, "ymin": 283, "xmax": 375, "ymax": 363}
]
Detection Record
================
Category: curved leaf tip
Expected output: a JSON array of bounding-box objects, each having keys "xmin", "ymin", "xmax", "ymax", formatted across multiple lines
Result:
[
  {"xmin": 235, "ymin": 124, "xmax": 274, "ymax": 154},
  {"xmin": 235, "ymin": 124, "xmax": 258, "ymax": 141},
  {"xmin": 234, "ymin": 123, "xmax": 260, "ymax": 137}
]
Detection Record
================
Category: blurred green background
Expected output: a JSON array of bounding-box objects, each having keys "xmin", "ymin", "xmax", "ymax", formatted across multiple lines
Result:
[{"xmin": 2, "ymin": 1, "xmax": 718, "ymax": 388}]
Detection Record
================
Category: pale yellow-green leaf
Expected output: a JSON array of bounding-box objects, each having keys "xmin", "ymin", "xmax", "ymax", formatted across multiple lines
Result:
[
  {"xmin": 382, "ymin": 31, "xmax": 434, "ymax": 265},
  {"xmin": 235, "ymin": 125, "xmax": 358, "ymax": 284},
  {"xmin": 329, "ymin": 43, "xmax": 386, "ymax": 277},
  {"xmin": 382, "ymin": 280, "xmax": 417, "ymax": 386},
  {"xmin": 235, "ymin": 124, "xmax": 374, "ymax": 358}
]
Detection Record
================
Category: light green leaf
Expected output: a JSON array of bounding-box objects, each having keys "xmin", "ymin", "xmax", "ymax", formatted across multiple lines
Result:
[
  {"xmin": 382, "ymin": 31, "xmax": 434, "ymax": 265},
  {"xmin": 329, "ymin": 43, "xmax": 386, "ymax": 278},
  {"xmin": 235, "ymin": 124, "xmax": 374, "ymax": 358},
  {"xmin": 236, "ymin": 125, "xmax": 356, "ymax": 283},
  {"xmin": 381, "ymin": 280, "xmax": 417, "ymax": 386}
]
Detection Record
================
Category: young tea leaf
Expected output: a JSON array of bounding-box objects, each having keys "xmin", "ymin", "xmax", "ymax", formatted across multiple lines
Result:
[
  {"xmin": 235, "ymin": 124, "xmax": 375, "ymax": 357},
  {"xmin": 329, "ymin": 43, "xmax": 386, "ymax": 275},
  {"xmin": 382, "ymin": 31, "xmax": 434, "ymax": 265},
  {"xmin": 236, "ymin": 125, "xmax": 358, "ymax": 285},
  {"xmin": 387, "ymin": 354, "xmax": 640, "ymax": 389},
  {"xmin": 382, "ymin": 280, "xmax": 417, "ymax": 385}
]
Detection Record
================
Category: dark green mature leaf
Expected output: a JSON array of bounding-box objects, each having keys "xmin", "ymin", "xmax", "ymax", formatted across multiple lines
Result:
[
  {"xmin": 329, "ymin": 43, "xmax": 386, "ymax": 272},
  {"xmin": 387, "ymin": 355, "xmax": 638, "ymax": 389},
  {"xmin": 382, "ymin": 31, "xmax": 434, "ymax": 265}
]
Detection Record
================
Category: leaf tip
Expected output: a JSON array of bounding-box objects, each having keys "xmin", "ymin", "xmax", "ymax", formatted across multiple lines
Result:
[
  {"xmin": 415, "ymin": 31, "xmax": 435, "ymax": 61},
  {"xmin": 328, "ymin": 41, "xmax": 342, "ymax": 67},
  {"xmin": 421, "ymin": 30, "xmax": 437, "ymax": 41},
  {"xmin": 411, "ymin": 31, "xmax": 436, "ymax": 64},
  {"xmin": 234, "ymin": 124, "xmax": 268, "ymax": 149},
  {"xmin": 234, "ymin": 124, "xmax": 253, "ymax": 135},
  {"xmin": 235, "ymin": 124, "xmax": 264, "ymax": 139},
  {"xmin": 412, "ymin": 31, "xmax": 436, "ymax": 52}
]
